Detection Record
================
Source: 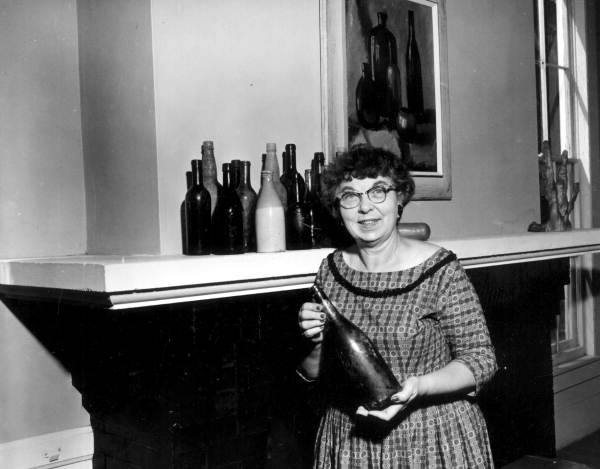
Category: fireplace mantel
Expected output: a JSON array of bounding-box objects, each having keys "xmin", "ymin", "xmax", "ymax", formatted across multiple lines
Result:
[{"xmin": 1, "ymin": 229, "xmax": 599, "ymax": 309}]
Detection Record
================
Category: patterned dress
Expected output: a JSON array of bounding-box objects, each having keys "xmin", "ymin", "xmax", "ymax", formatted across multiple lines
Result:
[{"xmin": 313, "ymin": 248, "xmax": 497, "ymax": 468}]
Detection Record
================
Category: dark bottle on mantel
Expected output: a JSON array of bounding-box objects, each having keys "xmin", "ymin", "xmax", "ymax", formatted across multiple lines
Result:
[
  {"xmin": 285, "ymin": 168, "xmax": 310, "ymax": 250},
  {"xmin": 311, "ymin": 283, "xmax": 401, "ymax": 410},
  {"xmin": 303, "ymin": 169, "xmax": 323, "ymax": 249},
  {"xmin": 280, "ymin": 143, "xmax": 306, "ymax": 203},
  {"xmin": 230, "ymin": 159, "xmax": 242, "ymax": 190},
  {"xmin": 406, "ymin": 10, "xmax": 424, "ymax": 116},
  {"xmin": 180, "ymin": 171, "xmax": 192, "ymax": 254},
  {"xmin": 202, "ymin": 141, "xmax": 222, "ymax": 216},
  {"xmin": 212, "ymin": 163, "xmax": 244, "ymax": 254},
  {"xmin": 236, "ymin": 161, "xmax": 258, "ymax": 252},
  {"xmin": 311, "ymin": 152, "xmax": 325, "ymax": 198},
  {"xmin": 185, "ymin": 160, "xmax": 212, "ymax": 255}
]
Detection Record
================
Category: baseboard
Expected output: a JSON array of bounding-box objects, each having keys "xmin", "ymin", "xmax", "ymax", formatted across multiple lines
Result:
[{"xmin": 0, "ymin": 426, "xmax": 93, "ymax": 469}]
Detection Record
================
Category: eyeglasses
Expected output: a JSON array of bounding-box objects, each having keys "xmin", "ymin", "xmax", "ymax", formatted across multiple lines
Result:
[{"xmin": 336, "ymin": 186, "xmax": 397, "ymax": 209}]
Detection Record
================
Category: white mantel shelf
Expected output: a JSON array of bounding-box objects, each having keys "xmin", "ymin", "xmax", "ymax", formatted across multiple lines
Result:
[{"xmin": 1, "ymin": 229, "xmax": 599, "ymax": 310}]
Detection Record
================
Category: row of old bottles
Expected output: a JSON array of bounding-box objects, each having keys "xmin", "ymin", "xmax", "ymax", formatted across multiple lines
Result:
[
  {"xmin": 356, "ymin": 10, "xmax": 423, "ymax": 135},
  {"xmin": 182, "ymin": 142, "xmax": 334, "ymax": 255},
  {"xmin": 182, "ymin": 141, "xmax": 257, "ymax": 255}
]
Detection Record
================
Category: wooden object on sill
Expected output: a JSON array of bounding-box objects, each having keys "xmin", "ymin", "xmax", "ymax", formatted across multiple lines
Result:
[
  {"xmin": 397, "ymin": 222, "xmax": 431, "ymax": 240},
  {"xmin": 528, "ymin": 141, "xmax": 579, "ymax": 233}
]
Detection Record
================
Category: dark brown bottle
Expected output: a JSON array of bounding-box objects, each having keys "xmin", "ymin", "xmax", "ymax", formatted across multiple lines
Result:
[
  {"xmin": 303, "ymin": 169, "xmax": 324, "ymax": 249},
  {"xmin": 212, "ymin": 163, "xmax": 244, "ymax": 254},
  {"xmin": 285, "ymin": 169, "xmax": 310, "ymax": 250},
  {"xmin": 311, "ymin": 283, "xmax": 401, "ymax": 410},
  {"xmin": 235, "ymin": 161, "xmax": 258, "ymax": 252},
  {"xmin": 180, "ymin": 170, "xmax": 192, "ymax": 254},
  {"xmin": 280, "ymin": 143, "xmax": 306, "ymax": 203},
  {"xmin": 185, "ymin": 160, "xmax": 212, "ymax": 255},
  {"xmin": 406, "ymin": 10, "xmax": 424, "ymax": 116}
]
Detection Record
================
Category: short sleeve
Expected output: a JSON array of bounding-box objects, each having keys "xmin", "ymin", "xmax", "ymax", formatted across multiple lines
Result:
[{"xmin": 437, "ymin": 261, "xmax": 497, "ymax": 395}]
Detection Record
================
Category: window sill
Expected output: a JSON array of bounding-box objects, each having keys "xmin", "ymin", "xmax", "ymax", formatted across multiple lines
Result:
[{"xmin": 1, "ymin": 229, "xmax": 599, "ymax": 309}]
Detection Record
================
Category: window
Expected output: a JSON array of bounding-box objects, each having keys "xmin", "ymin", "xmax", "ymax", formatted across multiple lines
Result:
[{"xmin": 534, "ymin": 0, "xmax": 594, "ymax": 364}]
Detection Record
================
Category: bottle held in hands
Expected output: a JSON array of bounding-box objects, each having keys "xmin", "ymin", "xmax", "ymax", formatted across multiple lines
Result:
[{"xmin": 311, "ymin": 284, "xmax": 401, "ymax": 410}]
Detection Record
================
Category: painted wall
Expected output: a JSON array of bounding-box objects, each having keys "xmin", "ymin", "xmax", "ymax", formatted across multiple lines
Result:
[
  {"xmin": 0, "ymin": 0, "xmax": 89, "ymax": 443},
  {"xmin": 78, "ymin": 0, "xmax": 161, "ymax": 255}
]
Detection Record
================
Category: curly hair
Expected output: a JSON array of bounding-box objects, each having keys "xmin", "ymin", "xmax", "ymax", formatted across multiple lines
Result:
[{"xmin": 321, "ymin": 145, "xmax": 415, "ymax": 217}]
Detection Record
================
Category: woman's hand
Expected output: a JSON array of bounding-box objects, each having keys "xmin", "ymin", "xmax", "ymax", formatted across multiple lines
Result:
[
  {"xmin": 298, "ymin": 302, "xmax": 326, "ymax": 343},
  {"xmin": 355, "ymin": 376, "xmax": 421, "ymax": 421}
]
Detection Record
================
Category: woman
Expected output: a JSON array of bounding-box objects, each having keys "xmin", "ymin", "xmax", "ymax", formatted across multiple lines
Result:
[{"xmin": 298, "ymin": 145, "xmax": 497, "ymax": 468}]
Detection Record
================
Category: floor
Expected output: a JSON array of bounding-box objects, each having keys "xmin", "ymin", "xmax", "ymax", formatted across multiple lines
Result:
[{"xmin": 556, "ymin": 429, "xmax": 600, "ymax": 468}]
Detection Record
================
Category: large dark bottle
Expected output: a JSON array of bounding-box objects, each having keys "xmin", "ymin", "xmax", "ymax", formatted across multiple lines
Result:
[
  {"xmin": 180, "ymin": 171, "xmax": 192, "ymax": 254},
  {"xmin": 355, "ymin": 63, "xmax": 380, "ymax": 130},
  {"xmin": 280, "ymin": 143, "xmax": 306, "ymax": 203},
  {"xmin": 311, "ymin": 284, "xmax": 401, "ymax": 410},
  {"xmin": 202, "ymin": 141, "xmax": 223, "ymax": 216},
  {"xmin": 369, "ymin": 12, "xmax": 399, "ymax": 118},
  {"xmin": 185, "ymin": 160, "xmax": 212, "ymax": 255},
  {"xmin": 405, "ymin": 10, "xmax": 424, "ymax": 116},
  {"xmin": 212, "ymin": 163, "xmax": 244, "ymax": 254},
  {"xmin": 285, "ymin": 169, "xmax": 310, "ymax": 250},
  {"xmin": 236, "ymin": 161, "xmax": 258, "ymax": 252},
  {"xmin": 303, "ymin": 169, "xmax": 324, "ymax": 249}
]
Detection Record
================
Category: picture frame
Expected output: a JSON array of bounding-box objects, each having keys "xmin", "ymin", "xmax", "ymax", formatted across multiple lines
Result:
[{"xmin": 320, "ymin": 0, "xmax": 451, "ymax": 200}]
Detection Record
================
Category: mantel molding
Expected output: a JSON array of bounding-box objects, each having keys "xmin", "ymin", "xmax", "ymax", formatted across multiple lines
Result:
[{"xmin": 1, "ymin": 229, "xmax": 599, "ymax": 309}]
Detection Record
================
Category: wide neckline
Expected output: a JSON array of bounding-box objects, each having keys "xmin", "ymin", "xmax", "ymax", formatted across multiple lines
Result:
[{"xmin": 339, "ymin": 246, "xmax": 446, "ymax": 275}]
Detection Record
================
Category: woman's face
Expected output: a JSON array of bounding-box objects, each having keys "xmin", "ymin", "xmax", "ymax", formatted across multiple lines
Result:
[{"xmin": 336, "ymin": 175, "xmax": 400, "ymax": 247}]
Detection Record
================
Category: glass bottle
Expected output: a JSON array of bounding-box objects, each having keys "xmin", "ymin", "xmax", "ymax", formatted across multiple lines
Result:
[
  {"xmin": 369, "ymin": 12, "xmax": 398, "ymax": 117},
  {"xmin": 230, "ymin": 159, "xmax": 242, "ymax": 190},
  {"xmin": 406, "ymin": 10, "xmax": 424, "ymax": 116},
  {"xmin": 180, "ymin": 171, "xmax": 192, "ymax": 254},
  {"xmin": 280, "ymin": 143, "xmax": 306, "ymax": 203},
  {"xmin": 201, "ymin": 141, "xmax": 222, "ymax": 216},
  {"xmin": 311, "ymin": 152, "xmax": 325, "ymax": 199},
  {"xmin": 312, "ymin": 283, "xmax": 401, "ymax": 410},
  {"xmin": 285, "ymin": 169, "xmax": 310, "ymax": 250},
  {"xmin": 262, "ymin": 143, "xmax": 287, "ymax": 208},
  {"xmin": 212, "ymin": 163, "xmax": 244, "ymax": 254},
  {"xmin": 185, "ymin": 159, "xmax": 212, "ymax": 255},
  {"xmin": 255, "ymin": 170, "xmax": 286, "ymax": 253},
  {"xmin": 236, "ymin": 161, "xmax": 258, "ymax": 252},
  {"xmin": 355, "ymin": 62, "xmax": 380, "ymax": 129}
]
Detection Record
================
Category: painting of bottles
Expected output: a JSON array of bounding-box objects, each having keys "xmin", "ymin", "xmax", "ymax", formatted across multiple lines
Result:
[{"xmin": 346, "ymin": 0, "xmax": 440, "ymax": 175}]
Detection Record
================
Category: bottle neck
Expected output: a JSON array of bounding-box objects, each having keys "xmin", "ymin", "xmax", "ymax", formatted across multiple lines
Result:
[
  {"xmin": 186, "ymin": 171, "xmax": 193, "ymax": 190},
  {"xmin": 264, "ymin": 151, "xmax": 281, "ymax": 177},
  {"xmin": 408, "ymin": 11, "xmax": 415, "ymax": 38},
  {"xmin": 311, "ymin": 285, "xmax": 340, "ymax": 322},
  {"xmin": 222, "ymin": 164, "xmax": 230, "ymax": 190},
  {"xmin": 191, "ymin": 160, "xmax": 203, "ymax": 186},
  {"xmin": 230, "ymin": 160, "xmax": 241, "ymax": 189},
  {"xmin": 202, "ymin": 148, "xmax": 218, "ymax": 182},
  {"xmin": 240, "ymin": 162, "xmax": 252, "ymax": 188},
  {"xmin": 304, "ymin": 169, "xmax": 313, "ymax": 203}
]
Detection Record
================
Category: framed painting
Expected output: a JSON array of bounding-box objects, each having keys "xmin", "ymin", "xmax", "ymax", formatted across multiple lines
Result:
[{"xmin": 320, "ymin": 0, "xmax": 451, "ymax": 200}]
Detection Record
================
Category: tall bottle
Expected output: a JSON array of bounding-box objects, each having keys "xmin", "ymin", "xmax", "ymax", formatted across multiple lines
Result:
[
  {"xmin": 285, "ymin": 169, "xmax": 310, "ymax": 250},
  {"xmin": 311, "ymin": 283, "xmax": 401, "ymax": 410},
  {"xmin": 303, "ymin": 169, "xmax": 324, "ymax": 249},
  {"xmin": 262, "ymin": 143, "xmax": 287, "ymax": 208},
  {"xmin": 202, "ymin": 141, "xmax": 222, "ymax": 216},
  {"xmin": 185, "ymin": 160, "xmax": 212, "ymax": 255},
  {"xmin": 212, "ymin": 163, "xmax": 244, "ymax": 254},
  {"xmin": 180, "ymin": 171, "xmax": 192, "ymax": 254},
  {"xmin": 236, "ymin": 161, "xmax": 258, "ymax": 252},
  {"xmin": 369, "ymin": 12, "xmax": 398, "ymax": 117},
  {"xmin": 405, "ymin": 10, "xmax": 424, "ymax": 116},
  {"xmin": 280, "ymin": 143, "xmax": 306, "ymax": 203},
  {"xmin": 255, "ymin": 170, "xmax": 286, "ymax": 253}
]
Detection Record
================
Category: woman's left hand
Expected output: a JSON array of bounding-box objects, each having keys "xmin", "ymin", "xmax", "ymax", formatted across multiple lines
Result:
[{"xmin": 355, "ymin": 376, "xmax": 421, "ymax": 422}]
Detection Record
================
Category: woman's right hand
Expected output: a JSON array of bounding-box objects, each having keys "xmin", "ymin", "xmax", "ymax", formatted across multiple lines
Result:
[{"xmin": 298, "ymin": 302, "xmax": 326, "ymax": 343}]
